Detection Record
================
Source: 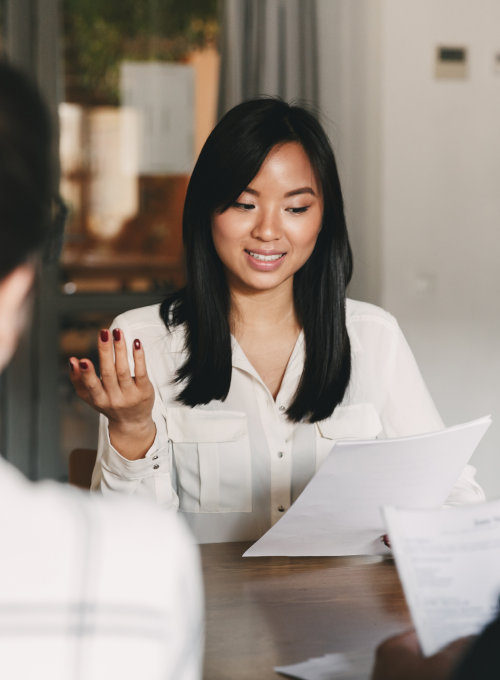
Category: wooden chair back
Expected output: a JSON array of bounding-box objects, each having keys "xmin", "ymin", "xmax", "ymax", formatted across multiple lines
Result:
[{"xmin": 68, "ymin": 448, "xmax": 97, "ymax": 489}]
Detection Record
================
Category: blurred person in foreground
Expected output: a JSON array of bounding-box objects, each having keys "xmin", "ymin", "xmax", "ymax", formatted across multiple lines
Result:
[{"xmin": 0, "ymin": 59, "xmax": 202, "ymax": 679}]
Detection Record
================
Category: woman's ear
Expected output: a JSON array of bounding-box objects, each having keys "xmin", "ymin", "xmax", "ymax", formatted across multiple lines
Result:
[
  {"xmin": 0, "ymin": 262, "xmax": 35, "ymax": 308},
  {"xmin": 0, "ymin": 262, "xmax": 36, "ymax": 372}
]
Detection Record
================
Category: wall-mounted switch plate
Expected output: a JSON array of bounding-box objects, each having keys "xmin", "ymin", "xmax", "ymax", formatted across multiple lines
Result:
[
  {"xmin": 435, "ymin": 46, "xmax": 468, "ymax": 79},
  {"xmin": 494, "ymin": 52, "xmax": 500, "ymax": 75}
]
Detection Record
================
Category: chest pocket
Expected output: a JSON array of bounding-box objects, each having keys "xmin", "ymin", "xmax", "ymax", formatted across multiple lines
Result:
[
  {"xmin": 315, "ymin": 403, "xmax": 383, "ymax": 469},
  {"xmin": 166, "ymin": 408, "xmax": 252, "ymax": 514}
]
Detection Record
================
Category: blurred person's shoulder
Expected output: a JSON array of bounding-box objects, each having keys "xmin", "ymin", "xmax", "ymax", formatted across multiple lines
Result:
[
  {"xmin": 0, "ymin": 456, "xmax": 202, "ymax": 678},
  {"xmin": 0, "ymin": 454, "xmax": 198, "ymax": 578}
]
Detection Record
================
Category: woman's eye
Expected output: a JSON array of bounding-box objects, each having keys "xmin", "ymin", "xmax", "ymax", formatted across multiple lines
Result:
[
  {"xmin": 233, "ymin": 201, "xmax": 255, "ymax": 210},
  {"xmin": 287, "ymin": 206, "xmax": 310, "ymax": 214}
]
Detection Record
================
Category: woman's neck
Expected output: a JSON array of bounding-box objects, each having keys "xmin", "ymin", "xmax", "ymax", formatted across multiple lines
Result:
[
  {"xmin": 229, "ymin": 284, "xmax": 299, "ymax": 337},
  {"xmin": 229, "ymin": 284, "xmax": 301, "ymax": 399}
]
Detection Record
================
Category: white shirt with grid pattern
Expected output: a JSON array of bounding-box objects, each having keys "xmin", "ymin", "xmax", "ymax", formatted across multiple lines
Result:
[{"xmin": 0, "ymin": 457, "xmax": 203, "ymax": 679}]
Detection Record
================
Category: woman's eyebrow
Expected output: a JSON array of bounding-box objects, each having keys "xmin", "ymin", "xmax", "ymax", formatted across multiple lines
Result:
[
  {"xmin": 242, "ymin": 186, "xmax": 317, "ymax": 197},
  {"xmin": 284, "ymin": 187, "xmax": 316, "ymax": 198}
]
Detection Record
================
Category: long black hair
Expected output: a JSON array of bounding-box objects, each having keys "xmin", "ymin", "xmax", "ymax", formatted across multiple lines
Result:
[{"xmin": 160, "ymin": 97, "xmax": 353, "ymax": 422}]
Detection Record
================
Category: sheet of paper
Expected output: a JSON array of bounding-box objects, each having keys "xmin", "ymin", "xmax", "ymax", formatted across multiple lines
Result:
[
  {"xmin": 244, "ymin": 416, "xmax": 491, "ymax": 557},
  {"xmin": 274, "ymin": 649, "xmax": 373, "ymax": 680},
  {"xmin": 383, "ymin": 498, "xmax": 500, "ymax": 656}
]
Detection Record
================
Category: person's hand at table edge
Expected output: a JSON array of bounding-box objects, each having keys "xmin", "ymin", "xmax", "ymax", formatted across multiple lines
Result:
[{"xmin": 371, "ymin": 629, "xmax": 475, "ymax": 680}]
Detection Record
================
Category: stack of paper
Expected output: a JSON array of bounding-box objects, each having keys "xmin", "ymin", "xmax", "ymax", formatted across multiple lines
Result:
[{"xmin": 245, "ymin": 416, "xmax": 491, "ymax": 557}]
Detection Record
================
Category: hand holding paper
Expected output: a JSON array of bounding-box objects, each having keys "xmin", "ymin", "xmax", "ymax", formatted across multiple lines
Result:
[
  {"xmin": 383, "ymin": 496, "xmax": 500, "ymax": 656},
  {"xmin": 245, "ymin": 416, "xmax": 491, "ymax": 557}
]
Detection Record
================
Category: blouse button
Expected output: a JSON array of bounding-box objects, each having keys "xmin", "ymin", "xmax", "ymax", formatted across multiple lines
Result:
[
  {"xmin": 279, "ymin": 405, "xmax": 286, "ymax": 412},
  {"xmin": 152, "ymin": 455, "xmax": 158, "ymax": 460},
  {"xmin": 278, "ymin": 505, "xmax": 285, "ymax": 512},
  {"xmin": 277, "ymin": 451, "xmax": 284, "ymax": 459},
  {"xmin": 153, "ymin": 464, "xmax": 159, "ymax": 470}
]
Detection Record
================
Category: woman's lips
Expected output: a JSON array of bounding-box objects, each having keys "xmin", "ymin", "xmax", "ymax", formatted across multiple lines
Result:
[{"xmin": 244, "ymin": 249, "xmax": 286, "ymax": 270}]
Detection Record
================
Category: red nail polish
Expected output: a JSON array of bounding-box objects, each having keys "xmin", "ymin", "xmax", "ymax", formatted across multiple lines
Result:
[
  {"xmin": 134, "ymin": 339, "xmax": 141, "ymax": 350},
  {"xmin": 79, "ymin": 360, "xmax": 89, "ymax": 371},
  {"xmin": 100, "ymin": 329, "xmax": 109, "ymax": 342},
  {"xmin": 112, "ymin": 329, "xmax": 121, "ymax": 342}
]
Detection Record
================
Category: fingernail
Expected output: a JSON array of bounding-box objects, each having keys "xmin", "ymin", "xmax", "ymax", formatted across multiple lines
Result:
[
  {"xmin": 134, "ymin": 339, "xmax": 141, "ymax": 350},
  {"xmin": 100, "ymin": 329, "xmax": 109, "ymax": 342},
  {"xmin": 79, "ymin": 360, "xmax": 89, "ymax": 371},
  {"xmin": 68, "ymin": 360, "xmax": 74, "ymax": 372},
  {"xmin": 112, "ymin": 329, "xmax": 121, "ymax": 342}
]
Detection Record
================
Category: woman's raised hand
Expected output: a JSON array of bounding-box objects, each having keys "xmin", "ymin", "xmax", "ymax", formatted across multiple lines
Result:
[{"xmin": 68, "ymin": 328, "xmax": 156, "ymax": 460}]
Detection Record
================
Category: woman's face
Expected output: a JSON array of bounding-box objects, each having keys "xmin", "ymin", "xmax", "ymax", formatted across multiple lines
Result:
[{"xmin": 211, "ymin": 142, "xmax": 323, "ymax": 298}]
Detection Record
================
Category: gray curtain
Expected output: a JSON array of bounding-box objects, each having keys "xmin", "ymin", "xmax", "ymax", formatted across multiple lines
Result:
[{"xmin": 217, "ymin": 0, "xmax": 319, "ymax": 117}]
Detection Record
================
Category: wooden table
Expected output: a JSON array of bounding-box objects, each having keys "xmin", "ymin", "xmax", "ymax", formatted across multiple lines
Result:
[{"xmin": 201, "ymin": 542, "xmax": 412, "ymax": 680}]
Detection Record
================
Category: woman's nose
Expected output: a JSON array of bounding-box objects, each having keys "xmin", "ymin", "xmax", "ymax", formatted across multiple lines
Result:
[{"xmin": 250, "ymin": 207, "xmax": 282, "ymax": 241}]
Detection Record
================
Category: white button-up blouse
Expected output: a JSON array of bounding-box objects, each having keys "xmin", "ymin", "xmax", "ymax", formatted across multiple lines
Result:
[{"xmin": 92, "ymin": 299, "xmax": 484, "ymax": 544}]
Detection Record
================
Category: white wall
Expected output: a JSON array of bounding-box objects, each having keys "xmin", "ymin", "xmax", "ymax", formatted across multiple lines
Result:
[
  {"xmin": 317, "ymin": 0, "xmax": 383, "ymax": 304},
  {"xmin": 318, "ymin": 0, "xmax": 500, "ymax": 499}
]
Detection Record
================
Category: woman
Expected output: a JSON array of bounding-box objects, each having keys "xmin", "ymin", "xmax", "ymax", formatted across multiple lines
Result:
[{"xmin": 69, "ymin": 98, "xmax": 483, "ymax": 543}]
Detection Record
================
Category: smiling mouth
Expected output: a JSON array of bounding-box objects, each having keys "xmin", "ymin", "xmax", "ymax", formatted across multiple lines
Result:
[{"xmin": 245, "ymin": 250, "xmax": 285, "ymax": 262}]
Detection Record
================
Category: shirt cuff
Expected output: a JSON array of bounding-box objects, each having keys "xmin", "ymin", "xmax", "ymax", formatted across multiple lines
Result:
[{"xmin": 100, "ymin": 424, "xmax": 169, "ymax": 479}]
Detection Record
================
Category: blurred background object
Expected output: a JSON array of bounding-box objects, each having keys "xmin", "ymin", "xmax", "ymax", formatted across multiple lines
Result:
[{"xmin": 0, "ymin": 0, "xmax": 220, "ymax": 480}]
